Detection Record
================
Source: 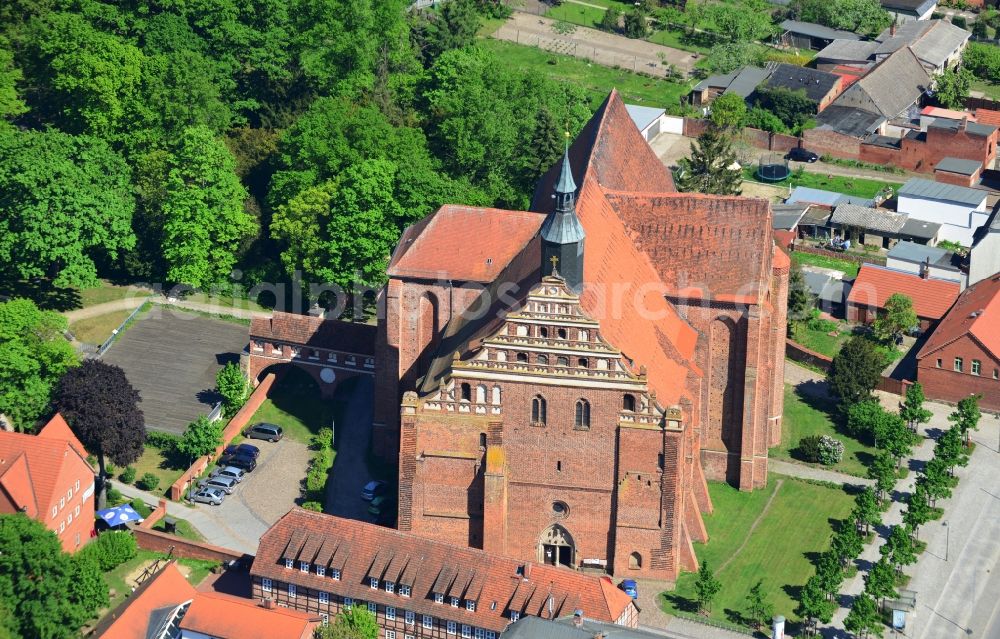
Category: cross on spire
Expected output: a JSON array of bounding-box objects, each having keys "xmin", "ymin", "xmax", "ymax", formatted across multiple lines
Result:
[{"xmin": 550, "ymin": 255, "xmax": 560, "ymax": 275}]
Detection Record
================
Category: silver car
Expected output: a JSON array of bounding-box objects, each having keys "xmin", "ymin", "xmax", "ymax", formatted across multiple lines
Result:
[
  {"xmin": 210, "ymin": 465, "xmax": 246, "ymax": 483},
  {"xmin": 192, "ymin": 487, "xmax": 225, "ymax": 505},
  {"xmin": 199, "ymin": 475, "xmax": 238, "ymax": 495}
]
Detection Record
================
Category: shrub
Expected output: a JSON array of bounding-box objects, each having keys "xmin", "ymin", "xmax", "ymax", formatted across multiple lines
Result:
[
  {"xmin": 799, "ymin": 435, "xmax": 824, "ymax": 462},
  {"xmin": 106, "ymin": 486, "xmax": 124, "ymax": 505},
  {"xmin": 817, "ymin": 435, "xmax": 845, "ymax": 466},
  {"xmin": 105, "ymin": 462, "xmax": 117, "ymax": 476},
  {"xmin": 146, "ymin": 431, "xmax": 180, "ymax": 451},
  {"xmin": 119, "ymin": 466, "xmax": 137, "ymax": 485},
  {"xmin": 82, "ymin": 531, "xmax": 138, "ymax": 570},
  {"xmin": 305, "ymin": 448, "xmax": 333, "ymax": 494},
  {"xmin": 952, "ymin": 15, "xmax": 967, "ymax": 29},
  {"xmin": 807, "ymin": 316, "xmax": 839, "ymax": 333},
  {"xmin": 302, "ymin": 501, "xmax": 324, "ymax": 512},
  {"xmin": 130, "ymin": 498, "xmax": 153, "ymax": 518},
  {"xmin": 137, "ymin": 473, "xmax": 160, "ymax": 491},
  {"xmin": 312, "ymin": 427, "xmax": 333, "ymax": 451}
]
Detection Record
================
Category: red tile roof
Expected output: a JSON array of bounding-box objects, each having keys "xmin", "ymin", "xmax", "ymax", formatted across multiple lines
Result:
[
  {"xmin": 975, "ymin": 108, "xmax": 1000, "ymax": 126},
  {"xmin": 0, "ymin": 429, "xmax": 89, "ymax": 520},
  {"xmin": 846, "ymin": 264, "xmax": 961, "ymax": 320},
  {"xmin": 96, "ymin": 562, "xmax": 196, "ymax": 639},
  {"xmin": 38, "ymin": 413, "xmax": 89, "ymax": 458},
  {"xmin": 917, "ymin": 274, "xmax": 1000, "ymax": 360},
  {"xmin": 251, "ymin": 509, "xmax": 636, "ymax": 634},
  {"xmin": 250, "ymin": 312, "xmax": 376, "ymax": 356},
  {"xmin": 180, "ymin": 592, "xmax": 319, "ymax": 639},
  {"xmin": 388, "ymin": 206, "xmax": 546, "ymax": 283}
]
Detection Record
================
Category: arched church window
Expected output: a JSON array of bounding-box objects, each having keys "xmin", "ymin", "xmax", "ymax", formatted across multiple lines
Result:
[
  {"xmin": 516, "ymin": 325, "xmax": 528, "ymax": 337},
  {"xmin": 557, "ymin": 328, "xmax": 567, "ymax": 339},
  {"xmin": 575, "ymin": 400, "xmax": 591, "ymax": 430},
  {"xmin": 537, "ymin": 355, "xmax": 549, "ymax": 366},
  {"xmin": 623, "ymin": 394, "xmax": 636, "ymax": 412},
  {"xmin": 578, "ymin": 330, "xmax": 589, "ymax": 342},
  {"xmin": 491, "ymin": 386, "xmax": 501, "ymax": 404},
  {"xmin": 531, "ymin": 396, "xmax": 547, "ymax": 426},
  {"xmin": 516, "ymin": 352, "xmax": 528, "ymax": 363},
  {"xmin": 479, "ymin": 433, "xmax": 487, "ymax": 449},
  {"xmin": 556, "ymin": 356, "xmax": 569, "ymax": 367},
  {"xmin": 460, "ymin": 383, "xmax": 471, "ymax": 402},
  {"xmin": 476, "ymin": 385, "xmax": 486, "ymax": 403},
  {"xmin": 577, "ymin": 358, "xmax": 588, "ymax": 369},
  {"xmin": 539, "ymin": 327, "xmax": 549, "ymax": 338}
]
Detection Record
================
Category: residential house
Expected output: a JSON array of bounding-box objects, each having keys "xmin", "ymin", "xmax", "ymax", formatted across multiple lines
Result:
[
  {"xmin": 916, "ymin": 274, "xmax": 1000, "ymax": 410},
  {"xmin": 624, "ymin": 105, "xmax": 669, "ymax": 143},
  {"xmin": 759, "ymin": 63, "xmax": 844, "ymax": 113},
  {"xmin": 690, "ymin": 66, "xmax": 770, "ymax": 107},
  {"xmin": 858, "ymin": 118, "xmax": 997, "ymax": 176},
  {"xmin": 881, "ymin": 0, "xmax": 938, "ymax": 22},
  {"xmin": 886, "ymin": 241, "xmax": 965, "ymax": 284},
  {"xmin": 969, "ymin": 206, "xmax": 1000, "ymax": 287},
  {"xmin": 830, "ymin": 203, "xmax": 909, "ymax": 248},
  {"xmin": 815, "ymin": 40, "xmax": 879, "ymax": 71},
  {"xmin": 780, "ymin": 20, "xmax": 863, "ymax": 50},
  {"xmin": 934, "ymin": 157, "xmax": 984, "ymax": 187},
  {"xmin": 94, "ymin": 561, "xmax": 321, "ymax": 639},
  {"xmin": 832, "ymin": 47, "xmax": 930, "ymax": 120},
  {"xmin": 250, "ymin": 509, "xmax": 640, "ymax": 639},
  {"xmin": 873, "ymin": 19, "xmax": 970, "ymax": 73},
  {"xmin": 896, "ymin": 178, "xmax": 989, "ymax": 246},
  {"xmin": 0, "ymin": 414, "xmax": 95, "ymax": 552},
  {"xmin": 846, "ymin": 263, "xmax": 960, "ymax": 329}
]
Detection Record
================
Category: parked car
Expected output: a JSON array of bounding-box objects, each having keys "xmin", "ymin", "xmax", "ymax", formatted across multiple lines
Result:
[
  {"xmin": 223, "ymin": 443, "xmax": 260, "ymax": 459},
  {"xmin": 199, "ymin": 475, "xmax": 238, "ymax": 495},
  {"xmin": 361, "ymin": 480, "xmax": 387, "ymax": 501},
  {"xmin": 619, "ymin": 579, "xmax": 638, "ymax": 600},
  {"xmin": 787, "ymin": 147, "xmax": 819, "ymax": 163},
  {"xmin": 222, "ymin": 453, "xmax": 257, "ymax": 472},
  {"xmin": 244, "ymin": 423, "xmax": 283, "ymax": 442},
  {"xmin": 191, "ymin": 487, "xmax": 225, "ymax": 506},
  {"xmin": 210, "ymin": 465, "xmax": 246, "ymax": 483}
]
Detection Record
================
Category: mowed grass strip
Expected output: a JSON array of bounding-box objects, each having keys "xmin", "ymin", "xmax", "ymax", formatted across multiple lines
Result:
[
  {"xmin": 662, "ymin": 476, "xmax": 853, "ymax": 625},
  {"xmin": 774, "ymin": 385, "xmax": 877, "ymax": 477},
  {"xmin": 70, "ymin": 308, "xmax": 136, "ymax": 345},
  {"xmin": 480, "ymin": 39, "xmax": 691, "ymax": 107},
  {"xmin": 791, "ymin": 251, "xmax": 861, "ymax": 278}
]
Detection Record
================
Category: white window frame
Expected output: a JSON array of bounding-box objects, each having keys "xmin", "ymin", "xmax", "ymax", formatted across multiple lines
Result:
[
  {"xmin": 509, "ymin": 611, "xmax": 519, "ymax": 622},
  {"xmin": 74, "ymin": 479, "xmax": 80, "ymax": 492},
  {"xmin": 386, "ymin": 632, "xmax": 396, "ymax": 639},
  {"xmin": 262, "ymin": 578, "xmax": 272, "ymax": 592},
  {"xmin": 67, "ymin": 488, "xmax": 72, "ymax": 500},
  {"xmin": 447, "ymin": 621, "xmax": 457, "ymax": 635},
  {"xmin": 434, "ymin": 593, "xmax": 444, "ymax": 604},
  {"xmin": 370, "ymin": 577, "xmax": 379, "ymax": 589},
  {"xmin": 59, "ymin": 522, "xmax": 65, "ymax": 533},
  {"xmin": 400, "ymin": 584, "xmax": 411, "ymax": 597},
  {"xmin": 386, "ymin": 606, "xmax": 396, "ymax": 621},
  {"xmin": 74, "ymin": 505, "xmax": 80, "ymax": 517},
  {"xmin": 288, "ymin": 584, "xmax": 296, "ymax": 599},
  {"xmin": 300, "ymin": 561, "xmax": 310, "ymax": 573},
  {"xmin": 285, "ymin": 558, "xmax": 294, "ymax": 569},
  {"xmin": 332, "ymin": 568, "xmax": 341, "ymax": 580},
  {"xmin": 51, "ymin": 506, "xmax": 57, "ymax": 519},
  {"xmin": 321, "ymin": 613, "xmax": 329, "ymax": 625},
  {"xmin": 319, "ymin": 591, "xmax": 329, "ymax": 605},
  {"xmin": 475, "ymin": 629, "xmax": 487, "ymax": 639},
  {"xmin": 450, "ymin": 596, "xmax": 459, "ymax": 608},
  {"xmin": 385, "ymin": 581, "xmax": 395, "ymax": 593},
  {"xmin": 368, "ymin": 602, "xmax": 377, "ymax": 614},
  {"xmin": 466, "ymin": 600, "xmax": 475, "ymax": 612},
  {"xmin": 316, "ymin": 566, "xmax": 326, "ymax": 577},
  {"xmin": 422, "ymin": 615, "xmax": 433, "ymax": 629},
  {"xmin": 344, "ymin": 597, "xmax": 354, "ymax": 609},
  {"xmin": 60, "ymin": 497, "xmax": 64, "ymax": 509},
  {"xmin": 67, "ymin": 512, "xmax": 73, "ymax": 525},
  {"xmin": 461, "ymin": 625, "xmax": 472, "ymax": 639},
  {"xmin": 405, "ymin": 610, "xmax": 415, "ymax": 625}
]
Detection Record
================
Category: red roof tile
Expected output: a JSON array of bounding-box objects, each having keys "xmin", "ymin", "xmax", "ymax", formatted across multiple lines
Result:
[
  {"xmin": 251, "ymin": 509, "xmax": 636, "ymax": 633},
  {"xmin": 38, "ymin": 413, "xmax": 89, "ymax": 458},
  {"xmin": 846, "ymin": 264, "xmax": 960, "ymax": 320},
  {"xmin": 250, "ymin": 312, "xmax": 376, "ymax": 356},
  {"xmin": 180, "ymin": 592, "xmax": 319, "ymax": 639},
  {"xmin": 96, "ymin": 562, "xmax": 196, "ymax": 639},
  {"xmin": 0, "ymin": 429, "xmax": 89, "ymax": 520},
  {"xmin": 388, "ymin": 206, "xmax": 545, "ymax": 283},
  {"xmin": 917, "ymin": 274, "xmax": 1000, "ymax": 360},
  {"xmin": 975, "ymin": 108, "xmax": 1000, "ymax": 126}
]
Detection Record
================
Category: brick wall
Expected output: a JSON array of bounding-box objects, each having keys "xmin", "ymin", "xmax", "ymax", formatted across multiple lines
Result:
[
  {"xmin": 684, "ymin": 118, "xmax": 801, "ymax": 154},
  {"xmin": 785, "ymin": 338, "xmax": 833, "ymax": 372},
  {"xmin": 133, "ymin": 527, "xmax": 245, "ymax": 563},
  {"xmin": 935, "ymin": 169, "xmax": 978, "ymax": 187},
  {"xmin": 917, "ymin": 335, "xmax": 1000, "ymax": 410},
  {"xmin": 802, "ymin": 128, "xmax": 861, "ymax": 160}
]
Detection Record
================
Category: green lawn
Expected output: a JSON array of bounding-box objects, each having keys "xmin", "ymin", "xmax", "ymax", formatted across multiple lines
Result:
[
  {"xmin": 249, "ymin": 367, "xmax": 335, "ymax": 444},
  {"xmin": 744, "ymin": 167, "xmax": 903, "ymax": 200},
  {"xmin": 648, "ymin": 27, "xmax": 716, "ymax": 55},
  {"xmin": 78, "ymin": 281, "xmax": 148, "ymax": 308},
  {"xmin": 660, "ymin": 476, "xmax": 854, "ymax": 628},
  {"xmin": 791, "ymin": 251, "xmax": 860, "ymax": 278},
  {"xmin": 181, "ymin": 290, "xmax": 273, "ymax": 312},
  {"xmin": 773, "ymin": 384, "xmax": 877, "ymax": 477},
  {"xmin": 69, "ymin": 308, "xmax": 136, "ymax": 345},
  {"xmin": 481, "ymin": 39, "xmax": 691, "ymax": 108},
  {"xmin": 972, "ymin": 79, "xmax": 1000, "ymax": 101},
  {"xmin": 789, "ymin": 320, "xmax": 851, "ymax": 358},
  {"xmin": 125, "ymin": 444, "xmax": 187, "ymax": 499},
  {"xmin": 152, "ymin": 516, "xmax": 205, "ymax": 542},
  {"xmin": 546, "ymin": 3, "xmax": 606, "ymax": 29}
]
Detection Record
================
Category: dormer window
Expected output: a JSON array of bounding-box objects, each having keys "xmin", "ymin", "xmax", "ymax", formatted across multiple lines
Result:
[
  {"xmin": 317, "ymin": 566, "xmax": 326, "ymax": 577},
  {"xmin": 466, "ymin": 600, "xmax": 476, "ymax": 612},
  {"xmin": 285, "ymin": 558, "xmax": 293, "ymax": 569},
  {"xmin": 385, "ymin": 581, "xmax": 395, "ymax": 594},
  {"xmin": 435, "ymin": 593, "xmax": 444, "ymax": 604},
  {"xmin": 332, "ymin": 568, "xmax": 341, "ymax": 580},
  {"xmin": 298, "ymin": 561, "xmax": 308, "ymax": 573},
  {"xmin": 509, "ymin": 611, "xmax": 519, "ymax": 622},
  {"xmin": 370, "ymin": 577, "xmax": 379, "ymax": 589},
  {"xmin": 400, "ymin": 584, "xmax": 411, "ymax": 597},
  {"xmin": 450, "ymin": 596, "xmax": 459, "ymax": 607}
]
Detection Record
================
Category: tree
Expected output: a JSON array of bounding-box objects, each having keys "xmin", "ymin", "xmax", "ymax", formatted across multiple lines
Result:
[
  {"xmin": 709, "ymin": 93, "xmax": 747, "ymax": 130},
  {"xmin": 623, "ymin": 4, "xmax": 650, "ymax": 38},
  {"xmin": 814, "ymin": 550, "xmax": 844, "ymax": 598},
  {"xmin": 0, "ymin": 128, "xmax": 136, "ymax": 288},
  {"xmin": 599, "ymin": 6, "xmax": 622, "ymax": 33},
  {"xmin": 792, "ymin": 0, "xmax": 891, "ymax": 36},
  {"xmin": 162, "ymin": 125, "xmax": 256, "ymax": 288},
  {"xmin": 706, "ymin": 42, "xmax": 767, "ymax": 75},
  {"xmin": 52, "ymin": 360, "xmax": 145, "ymax": 509},
  {"xmin": 864, "ymin": 557, "xmax": 897, "ymax": 608},
  {"xmin": 844, "ymin": 593, "xmax": 883, "ymax": 638},
  {"xmin": 216, "ymin": 362, "xmax": 250, "ymax": 418},
  {"xmin": 902, "ymin": 484, "xmax": 933, "ymax": 534},
  {"xmin": 831, "ymin": 526, "xmax": 864, "ymax": 568},
  {"xmin": 708, "ymin": 0, "xmax": 776, "ymax": 43},
  {"xmin": 828, "ymin": 336, "xmax": 886, "ymax": 408},
  {"xmin": 798, "ymin": 575, "xmax": 836, "ymax": 635},
  {"xmin": 323, "ymin": 607, "xmax": 379, "ymax": 639},
  {"xmin": 676, "ymin": 127, "xmax": 742, "ymax": 195},
  {"xmin": 868, "ymin": 451, "xmax": 896, "ymax": 505},
  {"xmin": 523, "ymin": 108, "xmax": 565, "ymax": 187},
  {"xmin": 0, "ymin": 514, "xmax": 109, "ymax": 639},
  {"xmin": 948, "ymin": 394, "xmax": 982, "ymax": 447},
  {"xmin": 934, "ymin": 425, "xmax": 968, "ymax": 472},
  {"xmin": 872, "ymin": 293, "xmax": 917, "ymax": 344},
  {"xmin": 917, "ymin": 456, "xmax": 952, "ymax": 506},
  {"xmin": 852, "ymin": 486, "xmax": 881, "ymax": 536},
  {"xmin": 0, "ymin": 299, "xmax": 78, "ymax": 430},
  {"xmin": 899, "ymin": 382, "xmax": 932, "ymax": 432},
  {"xmin": 753, "ymin": 87, "xmax": 816, "ymax": 130},
  {"xmin": 694, "ymin": 560, "xmax": 722, "ymax": 614},
  {"xmin": 964, "ymin": 42, "xmax": 1000, "ymax": 84},
  {"xmin": 0, "ymin": 37, "xmax": 27, "ymax": 124},
  {"xmin": 176, "ymin": 416, "xmax": 225, "ymax": 462},
  {"xmin": 934, "ymin": 67, "xmax": 972, "ymax": 110},
  {"xmin": 744, "ymin": 579, "xmax": 774, "ymax": 630},
  {"xmin": 880, "ymin": 411, "xmax": 918, "ymax": 468},
  {"xmin": 409, "ymin": 0, "xmax": 481, "ymax": 64},
  {"xmin": 880, "ymin": 525, "xmax": 917, "ymax": 576},
  {"xmin": 787, "ymin": 262, "xmax": 815, "ymax": 323}
]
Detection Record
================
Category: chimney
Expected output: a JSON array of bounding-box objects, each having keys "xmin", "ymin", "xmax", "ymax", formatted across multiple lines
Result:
[
  {"xmin": 262, "ymin": 597, "xmax": 276, "ymax": 610},
  {"xmin": 920, "ymin": 257, "xmax": 930, "ymax": 279}
]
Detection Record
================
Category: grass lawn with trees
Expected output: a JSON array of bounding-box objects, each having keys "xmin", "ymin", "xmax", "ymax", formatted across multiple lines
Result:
[
  {"xmin": 125, "ymin": 442, "xmax": 187, "ymax": 498},
  {"xmin": 773, "ymin": 385, "xmax": 877, "ymax": 477},
  {"xmin": 480, "ymin": 39, "xmax": 691, "ymax": 108},
  {"xmin": 660, "ymin": 476, "xmax": 854, "ymax": 628},
  {"xmin": 789, "ymin": 320, "xmax": 852, "ymax": 358}
]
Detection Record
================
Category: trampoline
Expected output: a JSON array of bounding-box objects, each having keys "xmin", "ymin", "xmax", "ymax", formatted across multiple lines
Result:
[{"xmin": 756, "ymin": 153, "xmax": 791, "ymax": 182}]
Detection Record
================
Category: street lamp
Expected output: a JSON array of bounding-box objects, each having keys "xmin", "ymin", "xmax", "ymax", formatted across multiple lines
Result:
[{"xmin": 942, "ymin": 521, "xmax": 949, "ymax": 562}]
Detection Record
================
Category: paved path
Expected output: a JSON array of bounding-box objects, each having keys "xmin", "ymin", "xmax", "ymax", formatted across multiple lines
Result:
[
  {"xmin": 326, "ymin": 376, "xmax": 377, "ymax": 522},
  {"xmin": 494, "ymin": 13, "xmax": 699, "ymax": 77},
  {"xmin": 769, "ymin": 459, "xmax": 873, "ymax": 487},
  {"xmin": 64, "ymin": 296, "xmax": 267, "ymax": 324},
  {"xmin": 64, "ymin": 296, "xmax": 150, "ymax": 322}
]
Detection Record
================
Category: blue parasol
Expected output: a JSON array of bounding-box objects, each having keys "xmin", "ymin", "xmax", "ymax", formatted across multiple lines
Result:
[{"xmin": 96, "ymin": 504, "xmax": 144, "ymax": 525}]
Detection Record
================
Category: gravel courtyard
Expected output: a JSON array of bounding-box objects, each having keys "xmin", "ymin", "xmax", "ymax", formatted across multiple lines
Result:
[{"xmin": 101, "ymin": 306, "xmax": 249, "ymax": 434}]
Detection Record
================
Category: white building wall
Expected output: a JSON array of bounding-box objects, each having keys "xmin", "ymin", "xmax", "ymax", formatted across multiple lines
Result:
[
  {"xmin": 970, "ymin": 231, "xmax": 1000, "ymax": 286},
  {"xmin": 896, "ymin": 195, "xmax": 988, "ymax": 246},
  {"xmin": 885, "ymin": 258, "xmax": 964, "ymax": 283}
]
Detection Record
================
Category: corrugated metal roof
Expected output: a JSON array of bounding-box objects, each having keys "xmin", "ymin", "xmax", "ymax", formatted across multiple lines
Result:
[
  {"xmin": 935, "ymin": 157, "xmax": 982, "ymax": 176},
  {"xmin": 781, "ymin": 20, "xmax": 862, "ymax": 41},
  {"xmin": 899, "ymin": 217, "xmax": 942, "ymax": 240},
  {"xmin": 831, "ymin": 203, "xmax": 908, "ymax": 233},
  {"xmin": 816, "ymin": 39, "xmax": 878, "ymax": 62},
  {"xmin": 725, "ymin": 66, "xmax": 771, "ymax": 98},
  {"xmin": 786, "ymin": 186, "xmax": 874, "ymax": 207},
  {"xmin": 875, "ymin": 20, "xmax": 969, "ymax": 68},
  {"xmin": 898, "ymin": 177, "xmax": 987, "ymax": 206}
]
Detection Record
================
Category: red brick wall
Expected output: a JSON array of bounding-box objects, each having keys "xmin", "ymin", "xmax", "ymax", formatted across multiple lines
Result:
[
  {"xmin": 133, "ymin": 527, "xmax": 244, "ymax": 563},
  {"xmin": 803, "ymin": 128, "xmax": 861, "ymax": 161},
  {"xmin": 785, "ymin": 338, "xmax": 833, "ymax": 372},
  {"xmin": 935, "ymin": 170, "xmax": 978, "ymax": 187},
  {"xmin": 917, "ymin": 335, "xmax": 1000, "ymax": 411}
]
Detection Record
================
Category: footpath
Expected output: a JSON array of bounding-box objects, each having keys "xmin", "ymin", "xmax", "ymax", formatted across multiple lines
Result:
[{"xmin": 64, "ymin": 294, "xmax": 266, "ymax": 324}]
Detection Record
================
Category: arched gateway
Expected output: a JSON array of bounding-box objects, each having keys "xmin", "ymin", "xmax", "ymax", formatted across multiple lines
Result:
[
  {"xmin": 537, "ymin": 524, "xmax": 575, "ymax": 568},
  {"xmin": 247, "ymin": 312, "xmax": 376, "ymax": 397}
]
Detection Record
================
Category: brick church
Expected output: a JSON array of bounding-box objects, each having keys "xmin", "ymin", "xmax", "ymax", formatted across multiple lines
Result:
[{"xmin": 372, "ymin": 91, "xmax": 789, "ymax": 581}]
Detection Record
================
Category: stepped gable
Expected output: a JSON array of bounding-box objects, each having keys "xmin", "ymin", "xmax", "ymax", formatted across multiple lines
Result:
[{"xmin": 604, "ymin": 192, "xmax": 774, "ymax": 301}]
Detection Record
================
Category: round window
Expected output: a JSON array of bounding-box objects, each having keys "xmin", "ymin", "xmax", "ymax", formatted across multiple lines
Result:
[{"xmin": 552, "ymin": 501, "xmax": 569, "ymax": 518}]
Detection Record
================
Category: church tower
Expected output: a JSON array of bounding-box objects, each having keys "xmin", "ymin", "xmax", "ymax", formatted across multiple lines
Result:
[{"xmin": 541, "ymin": 147, "xmax": 586, "ymax": 291}]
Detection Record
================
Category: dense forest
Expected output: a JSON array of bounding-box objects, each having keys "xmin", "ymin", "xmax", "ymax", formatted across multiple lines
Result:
[{"xmin": 0, "ymin": 0, "xmax": 591, "ymax": 302}]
